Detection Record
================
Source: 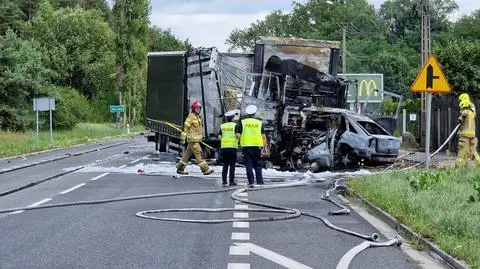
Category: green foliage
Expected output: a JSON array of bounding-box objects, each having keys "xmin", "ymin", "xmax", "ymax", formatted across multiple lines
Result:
[
  {"xmin": 148, "ymin": 26, "xmax": 191, "ymax": 51},
  {"xmin": 434, "ymin": 40, "xmax": 480, "ymax": 97},
  {"xmin": 26, "ymin": 2, "xmax": 116, "ymax": 99},
  {"xmin": 468, "ymin": 175, "xmax": 480, "ymax": 203},
  {"xmin": 403, "ymin": 98, "xmax": 421, "ymax": 113},
  {"xmin": 0, "ymin": 29, "xmax": 52, "ymax": 130},
  {"xmin": 40, "ymin": 85, "xmax": 90, "ymax": 129},
  {"xmin": 0, "ymin": 0, "xmax": 24, "ymax": 34},
  {"xmin": 378, "ymin": 97, "xmax": 399, "ymax": 115},
  {"xmin": 408, "ymin": 171, "xmax": 445, "ymax": 192},
  {"xmin": 349, "ymin": 170, "xmax": 480, "ymax": 268},
  {"xmin": 111, "ymin": 0, "xmax": 150, "ymax": 125}
]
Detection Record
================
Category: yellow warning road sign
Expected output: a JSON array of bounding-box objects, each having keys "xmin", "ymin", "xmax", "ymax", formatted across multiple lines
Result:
[{"xmin": 411, "ymin": 56, "xmax": 451, "ymax": 93}]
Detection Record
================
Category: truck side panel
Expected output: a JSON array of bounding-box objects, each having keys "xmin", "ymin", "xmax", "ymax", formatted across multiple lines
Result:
[{"xmin": 146, "ymin": 54, "xmax": 185, "ymax": 126}]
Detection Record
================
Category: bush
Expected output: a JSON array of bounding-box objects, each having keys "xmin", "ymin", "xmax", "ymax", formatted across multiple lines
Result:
[
  {"xmin": 89, "ymin": 91, "xmax": 116, "ymax": 122},
  {"xmin": 40, "ymin": 86, "xmax": 91, "ymax": 129},
  {"xmin": 0, "ymin": 105, "xmax": 33, "ymax": 131}
]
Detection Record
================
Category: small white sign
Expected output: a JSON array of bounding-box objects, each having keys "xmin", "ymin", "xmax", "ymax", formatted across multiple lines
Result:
[
  {"xmin": 33, "ymin": 97, "xmax": 55, "ymax": 111},
  {"xmin": 409, "ymin": 114, "xmax": 417, "ymax": 121}
]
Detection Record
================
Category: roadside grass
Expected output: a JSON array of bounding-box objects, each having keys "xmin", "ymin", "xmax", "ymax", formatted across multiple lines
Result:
[
  {"xmin": 0, "ymin": 123, "xmax": 145, "ymax": 158},
  {"xmin": 348, "ymin": 169, "xmax": 480, "ymax": 269}
]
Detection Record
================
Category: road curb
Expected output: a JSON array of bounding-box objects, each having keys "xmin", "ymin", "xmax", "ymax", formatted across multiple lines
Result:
[
  {"xmin": 345, "ymin": 187, "xmax": 468, "ymax": 269},
  {"xmin": 0, "ymin": 140, "xmax": 134, "ymax": 176},
  {"xmin": 0, "ymin": 167, "xmax": 85, "ymax": 197},
  {"xmin": 0, "ymin": 133, "xmax": 142, "ymax": 162}
]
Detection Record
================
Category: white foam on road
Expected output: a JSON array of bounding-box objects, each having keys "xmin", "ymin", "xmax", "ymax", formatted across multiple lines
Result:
[{"xmin": 73, "ymin": 161, "xmax": 373, "ymax": 181}]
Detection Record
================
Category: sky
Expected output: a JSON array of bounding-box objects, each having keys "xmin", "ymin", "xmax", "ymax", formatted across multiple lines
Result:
[{"xmin": 149, "ymin": 0, "xmax": 480, "ymax": 52}]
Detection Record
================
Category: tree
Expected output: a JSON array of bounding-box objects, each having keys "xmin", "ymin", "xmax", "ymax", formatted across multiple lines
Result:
[
  {"xmin": 148, "ymin": 26, "xmax": 191, "ymax": 52},
  {"xmin": 0, "ymin": 0, "xmax": 24, "ymax": 35},
  {"xmin": 452, "ymin": 9, "xmax": 480, "ymax": 41},
  {"xmin": 378, "ymin": 0, "xmax": 458, "ymax": 49},
  {"xmin": 27, "ymin": 0, "xmax": 116, "ymax": 99},
  {"xmin": 0, "ymin": 30, "xmax": 51, "ymax": 130},
  {"xmin": 111, "ymin": 0, "xmax": 150, "ymax": 125},
  {"xmin": 226, "ymin": 0, "xmax": 385, "ymax": 53},
  {"xmin": 434, "ymin": 40, "xmax": 480, "ymax": 97}
]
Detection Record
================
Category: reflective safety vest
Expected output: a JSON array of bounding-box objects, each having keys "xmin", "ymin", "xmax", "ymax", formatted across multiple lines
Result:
[
  {"xmin": 459, "ymin": 109, "xmax": 476, "ymax": 138},
  {"xmin": 184, "ymin": 113, "xmax": 203, "ymax": 143},
  {"xmin": 220, "ymin": 122, "xmax": 238, "ymax": 149},
  {"xmin": 240, "ymin": 118, "xmax": 263, "ymax": 147}
]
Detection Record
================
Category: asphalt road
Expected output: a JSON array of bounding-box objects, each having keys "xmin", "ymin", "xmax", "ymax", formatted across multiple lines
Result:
[{"xmin": 0, "ymin": 136, "xmax": 440, "ymax": 269}]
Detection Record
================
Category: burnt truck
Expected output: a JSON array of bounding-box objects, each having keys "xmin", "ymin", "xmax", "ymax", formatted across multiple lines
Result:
[{"xmin": 145, "ymin": 37, "xmax": 400, "ymax": 171}]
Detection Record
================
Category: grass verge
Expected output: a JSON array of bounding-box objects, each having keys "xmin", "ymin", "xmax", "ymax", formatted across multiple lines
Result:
[
  {"xmin": 348, "ymin": 169, "xmax": 480, "ymax": 269},
  {"xmin": 0, "ymin": 123, "xmax": 144, "ymax": 158}
]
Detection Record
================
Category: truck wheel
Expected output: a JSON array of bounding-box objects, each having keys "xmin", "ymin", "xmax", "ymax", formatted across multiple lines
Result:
[
  {"xmin": 159, "ymin": 134, "xmax": 167, "ymax": 152},
  {"xmin": 154, "ymin": 132, "xmax": 160, "ymax": 151}
]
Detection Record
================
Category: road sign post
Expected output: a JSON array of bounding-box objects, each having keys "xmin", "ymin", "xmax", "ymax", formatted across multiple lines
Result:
[
  {"xmin": 33, "ymin": 97, "xmax": 55, "ymax": 145},
  {"xmin": 109, "ymin": 105, "xmax": 124, "ymax": 129},
  {"xmin": 411, "ymin": 56, "xmax": 451, "ymax": 169}
]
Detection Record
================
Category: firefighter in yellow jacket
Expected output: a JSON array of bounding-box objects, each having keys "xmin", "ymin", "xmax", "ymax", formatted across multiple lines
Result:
[
  {"xmin": 176, "ymin": 101, "xmax": 214, "ymax": 175},
  {"xmin": 455, "ymin": 96, "xmax": 480, "ymax": 168}
]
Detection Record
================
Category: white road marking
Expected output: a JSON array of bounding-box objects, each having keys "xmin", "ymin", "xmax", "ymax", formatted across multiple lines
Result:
[
  {"xmin": 59, "ymin": 183, "xmax": 86, "ymax": 194},
  {"xmin": 235, "ymin": 204, "xmax": 248, "ymax": 209},
  {"xmin": 237, "ymin": 192, "xmax": 248, "ymax": 197},
  {"xmin": 229, "ymin": 245, "xmax": 249, "ymax": 255},
  {"xmin": 227, "ymin": 263, "xmax": 250, "ymax": 269},
  {"xmin": 118, "ymin": 164, "xmax": 127, "ymax": 168},
  {"xmin": 90, "ymin": 172, "xmax": 109, "ymax": 181},
  {"xmin": 235, "ymin": 243, "xmax": 313, "ymax": 269},
  {"xmin": 2, "ymin": 168, "xmax": 10, "ymax": 171},
  {"xmin": 11, "ymin": 198, "xmax": 53, "ymax": 215},
  {"xmin": 231, "ymin": 233, "xmax": 250, "ymax": 240},
  {"xmin": 234, "ymin": 212, "xmax": 249, "ymax": 219},
  {"xmin": 129, "ymin": 155, "xmax": 150, "ymax": 164},
  {"xmin": 233, "ymin": 222, "xmax": 249, "ymax": 228},
  {"xmin": 29, "ymin": 198, "xmax": 52, "ymax": 207}
]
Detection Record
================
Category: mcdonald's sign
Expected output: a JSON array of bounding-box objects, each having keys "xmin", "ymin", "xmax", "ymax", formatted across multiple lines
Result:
[{"xmin": 340, "ymin": 73, "xmax": 384, "ymax": 103}]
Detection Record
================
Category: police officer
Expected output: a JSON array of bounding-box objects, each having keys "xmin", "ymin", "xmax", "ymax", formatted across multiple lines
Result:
[
  {"xmin": 176, "ymin": 101, "xmax": 214, "ymax": 175},
  {"xmin": 456, "ymin": 96, "xmax": 480, "ymax": 168},
  {"xmin": 236, "ymin": 105, "xmax": 268, "ymax": 187},
  {"xmin": 219, "ymin": 111, "xmax": 239, "ymax": 187}
]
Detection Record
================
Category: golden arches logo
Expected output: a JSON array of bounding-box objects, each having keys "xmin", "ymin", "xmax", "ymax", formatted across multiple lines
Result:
[{"xmin": 358, "ymin": 80, "xmax": 378, "ymax": 97}]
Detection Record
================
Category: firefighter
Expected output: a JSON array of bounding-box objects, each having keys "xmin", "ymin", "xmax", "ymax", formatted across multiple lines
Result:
[
  {"xmin": 236, "ymin": 105, "xmax": 269, "ymax": 187},
  {"xmin": 176, "ymin": 101, "xmax": 214, "ymax": 175},
  {"xmin": 459, "ymin": 93, "xmax": 476, "ymax": 113},
  {"xmin": 455, "ymin": 97, "xmax": 480, "ymax": 168},
  {"xmin": 219, "ymin": 111, "xmax": 238, "ymax": 187}
]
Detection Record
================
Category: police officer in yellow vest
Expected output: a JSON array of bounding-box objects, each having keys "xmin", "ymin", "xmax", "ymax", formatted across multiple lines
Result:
[
  {"xmin": 456, "ymin": 96, "xmax": 480, "ymax": 168},
  {"xmin": 176, "ymin": 101, "xmax": 214, "ymax": 175},
  {"xmin": 219, "ymin": 111, "xmax": 239, "ymax": 187},
  {"xmin": 236, "ymin": 105, "xmax": 268, "ymax": 187}
]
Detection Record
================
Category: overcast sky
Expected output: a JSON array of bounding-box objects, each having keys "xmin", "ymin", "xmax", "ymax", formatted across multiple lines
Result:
[{"xmin": 149, "ymin": 0, "xmax": 480, "ymax": 51}]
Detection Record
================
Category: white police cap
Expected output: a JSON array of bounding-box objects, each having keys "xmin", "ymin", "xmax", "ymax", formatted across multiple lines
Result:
[
  {"xmin": 245, "ymin": 105, "xmax": 257, "ymax": 115},
  {"xmin": 224, "ymin": 110, "xmax": 235, "ymax": 117}
]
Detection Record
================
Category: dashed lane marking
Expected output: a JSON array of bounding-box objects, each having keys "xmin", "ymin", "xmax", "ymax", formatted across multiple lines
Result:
[
  {"xmin": 90, "ymin": 172, "xmax": 110, "ymax": 181},
  {"xmin": 59, "ymin": 183, "xmax": 86, "ymax": 194},
  {"xmin": 10, "ymin": 198, "xmax": 52, "ymax": 215},
  {"xmin": 231, "ymin": 232, "xmax": 250, "ymax": 240}
]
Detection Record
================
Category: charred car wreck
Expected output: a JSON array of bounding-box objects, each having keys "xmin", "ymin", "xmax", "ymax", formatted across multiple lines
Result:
[{"xmin": 145, "ymin": 37, "xmax": 400, "ymax": 172}]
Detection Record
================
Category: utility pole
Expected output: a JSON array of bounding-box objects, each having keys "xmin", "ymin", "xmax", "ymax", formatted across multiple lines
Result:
[
  {"xmin": 421, "ymin": 0, "xmax": 432, "ymax": 168},
  {"xmin": 342, "ymin": 27, "xmax": 346, "ymax": 76}
]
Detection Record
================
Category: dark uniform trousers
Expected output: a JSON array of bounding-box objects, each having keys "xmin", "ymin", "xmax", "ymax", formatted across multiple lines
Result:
[
  {"xmin": 243, "ymin": 147, "xmax": 264, "ymax": 185},
  {"xmin": 221, "ymin": 148, "xmax": 237, "ymax": 184}
]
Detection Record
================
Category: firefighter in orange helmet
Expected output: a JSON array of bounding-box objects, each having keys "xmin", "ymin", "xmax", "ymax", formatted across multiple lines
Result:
[{"xmin": 176, "ymin": 101, "xmax": 214, "ymax": 175}]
